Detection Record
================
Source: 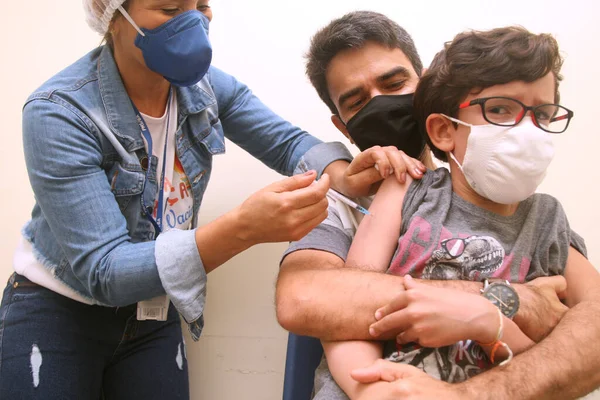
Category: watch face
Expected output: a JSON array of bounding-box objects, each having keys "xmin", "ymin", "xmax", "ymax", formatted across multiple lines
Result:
[{"xmin": 483, "ymin": 283, "xmax": 520, "ymax": 318}]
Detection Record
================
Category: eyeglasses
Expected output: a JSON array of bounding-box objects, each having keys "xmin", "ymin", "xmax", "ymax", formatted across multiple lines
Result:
[
  {"xmin": 458, "ymin": 96, "xmax": 574, "ymax": 134},
  {"xmin": 440, "ymin": 238, "xmax": 468, "ymax": 259}
]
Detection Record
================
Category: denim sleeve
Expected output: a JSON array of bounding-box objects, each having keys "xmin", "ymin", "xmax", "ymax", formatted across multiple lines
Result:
[
  {"xmin": 208, "ymin": 67, "xmax": 352, "ymax": 176},
  {"xmin": 155, "ymin": 229, "xmax": 206, "ymax": 340},
  {"xmin": 22, "ymin": 98, "xmax": 167, "ymax": 306},
  {"xmin": 292, "ymin": 142, "xmax": 353, "ymax": 178}
]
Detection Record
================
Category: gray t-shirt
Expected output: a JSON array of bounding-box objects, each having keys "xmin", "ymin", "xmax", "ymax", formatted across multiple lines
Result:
[{"xmin": 282, "ymin": 168, "xmax": 587, "ymax": 400}]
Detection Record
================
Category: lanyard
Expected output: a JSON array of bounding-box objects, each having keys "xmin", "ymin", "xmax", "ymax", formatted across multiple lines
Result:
[{"xmin": 133, "ymin": 89, "xmax": 173, "ymax": 237}]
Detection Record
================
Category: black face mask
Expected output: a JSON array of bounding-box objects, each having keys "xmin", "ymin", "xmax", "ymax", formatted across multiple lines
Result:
[{"xmin": 345, "ymin": 94, "xmax": 425, "ymax": 158}]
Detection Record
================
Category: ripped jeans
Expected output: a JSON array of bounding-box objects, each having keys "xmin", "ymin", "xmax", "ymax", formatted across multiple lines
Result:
[{"xmin": 0, "ymin": 273, "xmax": 189, "ymax": 399}]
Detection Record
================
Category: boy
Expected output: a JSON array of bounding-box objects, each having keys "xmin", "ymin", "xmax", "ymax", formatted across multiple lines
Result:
[{"xmin": 321, "ymin": 26, "xmax": 594, "ymax": 400}]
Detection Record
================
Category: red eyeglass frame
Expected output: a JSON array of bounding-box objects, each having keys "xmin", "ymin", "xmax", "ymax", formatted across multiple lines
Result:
[{"xmin": 458, "ymin": 96, "xmax": 574, "ymax": 133}]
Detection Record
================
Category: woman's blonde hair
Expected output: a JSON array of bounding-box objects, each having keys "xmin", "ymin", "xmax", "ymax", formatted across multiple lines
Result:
[{"xmin": 103, "ymin": 0, "xmax": 131, "ymax": 48}]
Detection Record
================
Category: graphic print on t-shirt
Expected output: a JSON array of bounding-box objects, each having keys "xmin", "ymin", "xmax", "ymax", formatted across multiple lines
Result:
[
  {"xmin": 141, "ymin": 92, "xmax": 195, "ymax": 232},
  {"xmin": 389, "ymin": 216, "xmax": 532, "ymax": 282},
  {"xmin": 151, "ymin": 155, "xmax": 194, "ymax": 231},
  {"xmin": 384, "ymin": 217, "xmax": 528, "ymax": 383},
  {"xmin": 385, "ymin": 340, "xmax": 489, "ymax": 383},
  {"xmin": 422, "ymin": 235, "xmax": 505, "ymax": 281}
]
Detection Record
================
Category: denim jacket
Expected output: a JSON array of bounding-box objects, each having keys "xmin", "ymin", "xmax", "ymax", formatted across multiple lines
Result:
[{"xmin": 21, "ymin": 46, "xmax": 352, "ymax": 340}]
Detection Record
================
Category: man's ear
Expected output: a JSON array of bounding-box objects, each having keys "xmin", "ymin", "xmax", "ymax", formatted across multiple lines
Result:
[
  {"xmin": 426, "ymin": 114, "xmax": 455, "ymax": 154},
  {"xmin": 331, "ymin": 114, "xmax": 354, "ymax": 144}
]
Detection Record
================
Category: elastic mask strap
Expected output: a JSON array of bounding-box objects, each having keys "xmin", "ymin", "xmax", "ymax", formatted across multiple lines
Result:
[
  {"xmin": 117, "ymin": 6, "xmax": 146, "ymax": 37},
  {"xmin": 448, "ymin": 151, "xmax": 465, "ymax": 173},
  {"xmin": 440, "ymin": 114, "xmax": 473, "ymax": 128},
  {"xmin": 439, "ymin": 114, "xmax": 468, "ymax": 172}
]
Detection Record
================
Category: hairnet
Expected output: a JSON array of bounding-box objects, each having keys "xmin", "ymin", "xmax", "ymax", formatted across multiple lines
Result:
[{"xmin": 83, "ymin": 0, "xmax": 127, "ymax": 35}]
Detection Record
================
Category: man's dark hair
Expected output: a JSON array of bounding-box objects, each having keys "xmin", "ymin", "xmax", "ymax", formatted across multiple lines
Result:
[
  {"xmin": 306, "ymin": 11, "xmax": 423, "ymax": 116},
  {"xmin": 413, "ymin": 26, "xmax": 564, "ymax": 162}
]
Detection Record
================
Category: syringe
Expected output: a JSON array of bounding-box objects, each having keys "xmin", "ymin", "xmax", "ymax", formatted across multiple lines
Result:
[{"xmin": 327, "ymin": 189, "xmax": 371, "ymax": 216}]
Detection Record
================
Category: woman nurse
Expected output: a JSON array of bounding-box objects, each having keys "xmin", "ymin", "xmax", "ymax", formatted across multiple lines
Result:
[{"xmin": 0, "ymin": 0, "xmax": 426, "ymax": 398}]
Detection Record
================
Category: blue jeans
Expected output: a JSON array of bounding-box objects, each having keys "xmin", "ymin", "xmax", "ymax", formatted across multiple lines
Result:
[{"xmin": 0, "ymin": 273, "xmax": 189, "ymax": 399}]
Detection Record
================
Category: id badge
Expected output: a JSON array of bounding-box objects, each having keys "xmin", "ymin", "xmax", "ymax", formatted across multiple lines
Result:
[{"xmin": 137, "ymin": 295, "xmax": 170, "ymax": 321}]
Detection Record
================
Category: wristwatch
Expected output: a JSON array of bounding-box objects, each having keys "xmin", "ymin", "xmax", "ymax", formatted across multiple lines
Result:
[{"xmin": 481, "ymin": 279, "xmax": 520, "ymax": 319}]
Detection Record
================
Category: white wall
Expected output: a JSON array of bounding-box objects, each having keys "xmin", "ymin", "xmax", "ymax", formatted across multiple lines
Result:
[{"xmin": 1, "ymin": 1, "xmax": 598, "ymax": 399}]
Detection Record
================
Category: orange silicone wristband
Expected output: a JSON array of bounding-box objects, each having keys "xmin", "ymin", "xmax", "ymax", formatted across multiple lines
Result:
[{"xmin": 490, "ymin": 341, "xmax": 503, "ymax": 364}]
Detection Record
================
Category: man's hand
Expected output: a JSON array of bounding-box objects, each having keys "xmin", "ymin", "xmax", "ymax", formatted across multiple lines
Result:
[
  {"xmin": 351, "ymin": 360, "xmax": 465, "ymax": 400},
  {"xmin": 329, "ymin": 146, "xmax": 427, "ymax": 198},
  {"xmin": 514, "ymin": 276, "xmax": 569, "ymax": 342}
]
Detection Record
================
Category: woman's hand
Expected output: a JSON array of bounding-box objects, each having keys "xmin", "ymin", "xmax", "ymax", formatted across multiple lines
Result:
[
  {"xmin": 234, "ymin": 170, "xmax": 329, "ymax": 244},
  {"xmin": 369, "ymin": 276, "xmax": 499, "ymax": 347},
  {"xmin": 327, "ymin": 146, "xmax": 427, "ymax": 198}
]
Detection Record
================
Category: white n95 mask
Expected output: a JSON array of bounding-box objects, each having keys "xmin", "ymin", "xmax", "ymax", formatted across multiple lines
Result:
[{"xmin": 443, "ymin": 115, "xmax": 555, "ymax": 204}]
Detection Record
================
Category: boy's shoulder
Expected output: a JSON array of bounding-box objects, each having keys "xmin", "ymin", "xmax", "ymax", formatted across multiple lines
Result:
[
  {"xmin": 524, "ymin": 192, "xmax": 568, "ymax": 227},
  {"xmin": 528, "ymin": 192, "xmax": 563, "ymax": 210},
  {"xmin": 410, "ymin": 166, "xmax": 452, "ymax": 193},
  {"xmin": 422, "ymin": 166, "xmax": 451, "ymax": 183},
  {"xmin": 407, "ymin": 167, "xmax": 452, "ymax": 197},
  {"xmin": 401, "ymin": 167, "xmax": 453, "ymax": 226},
  {"xmin": 523, "ymin": 192, "xmax": 587, "ymax": 274}
]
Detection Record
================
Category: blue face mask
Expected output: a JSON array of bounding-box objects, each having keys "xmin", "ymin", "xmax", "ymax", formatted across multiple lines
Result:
[{"xmin": 118, "ymin": 8, "xmax": 212, "ymax": 87}]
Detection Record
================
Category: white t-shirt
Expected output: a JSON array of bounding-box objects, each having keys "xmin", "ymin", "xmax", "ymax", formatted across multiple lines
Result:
[
  {"xmin": 326, "ymin": 193, "xmax": 372, "ymax": 236},
  {"xmin": 140, "ymin": 92, "xmax": 194, "ymax": 232},
  {"xmin": 14, "ymin": 93, "xmax": 192, "ymax": 304}
]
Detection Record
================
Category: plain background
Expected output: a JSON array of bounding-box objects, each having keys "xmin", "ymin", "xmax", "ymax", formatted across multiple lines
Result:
[{"xmin": 1, "ymin": 0, "xmax": 599, "ymax": 399}]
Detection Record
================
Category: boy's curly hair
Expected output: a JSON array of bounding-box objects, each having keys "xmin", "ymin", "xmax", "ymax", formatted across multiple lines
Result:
[{"xmin": 414, "ymin": 26, "xmax": 563, "ymax": 161}]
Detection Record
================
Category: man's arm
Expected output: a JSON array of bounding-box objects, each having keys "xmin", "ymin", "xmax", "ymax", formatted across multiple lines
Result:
[
  {"xmin": 276, "ymin": 186, "xmax": 567, "ymax": 342},
  {"xmin": 276, "ymin": 249, "xmax": 562, "ymax": 341},
  {"xmin": 276, "ymin": 249, "xmax": 401, "ymax": 340},
  {"xmin": 457, "ymin": 247, "xmax": 600, "ymax": 399}
]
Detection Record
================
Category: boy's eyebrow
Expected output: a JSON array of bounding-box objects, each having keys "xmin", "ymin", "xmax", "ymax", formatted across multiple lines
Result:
[
  {"xmin": 483, "ymin": 92, "xmax": 555, "ymax": 106},
  {"xmin": 534, "ymin": 96, "xmax": 556, "ymax": 105},
  {"xmin": 376, "ymin": 66, "xmax": 411, "ymax": 83}
]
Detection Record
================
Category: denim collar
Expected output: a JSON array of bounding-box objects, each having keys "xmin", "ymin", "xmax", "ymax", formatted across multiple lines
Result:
[{"xmin": 97, "ymin": 46, "xmax": 215, "ymax": 153}]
